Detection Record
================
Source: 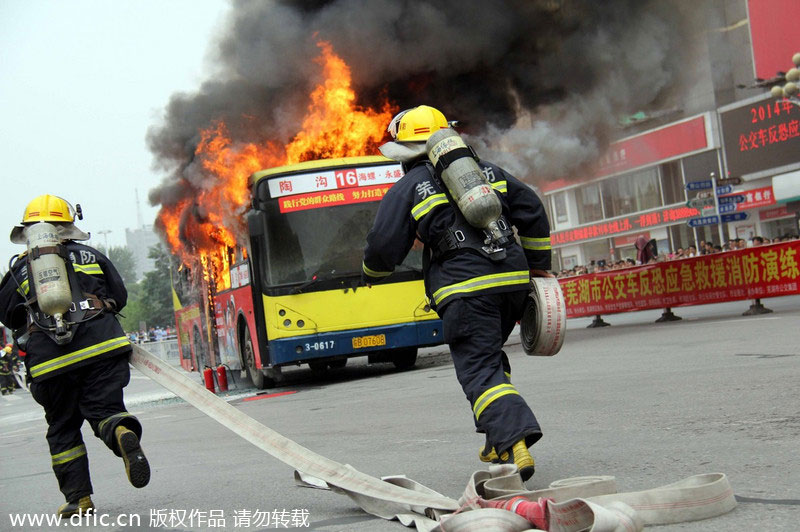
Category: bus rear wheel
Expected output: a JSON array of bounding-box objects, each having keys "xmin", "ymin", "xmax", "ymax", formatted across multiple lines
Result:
[
  {"xmin": 391, "ymin": 347, "xmax": 418, "ymax": 370},
  {"xmin": 241, "ymin": 325, "xmax": 267, "ymax": 389}
]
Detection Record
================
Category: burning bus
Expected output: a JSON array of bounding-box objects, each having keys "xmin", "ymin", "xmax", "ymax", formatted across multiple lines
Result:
[
  {"xmin": 171, "ymin": 156, "xmax": 442, "ymax": 388},
  {"xmin": 158, "ymin": 43, "xmax": 443, "ymax": 388}
]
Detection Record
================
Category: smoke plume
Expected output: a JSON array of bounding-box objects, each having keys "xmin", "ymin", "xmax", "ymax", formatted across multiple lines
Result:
[{"xmin": 148, "ymin": 0, "xmax": 705, "ymax": 221}]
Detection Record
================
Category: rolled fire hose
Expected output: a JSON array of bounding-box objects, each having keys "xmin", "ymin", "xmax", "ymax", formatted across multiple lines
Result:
[
  {"xmin": 520, "ymin": 277, "xmax": 567, "ymax": 357},
  {"xmin": 131, "ymin": 345, "xmax": 736, "ymax": 531}
]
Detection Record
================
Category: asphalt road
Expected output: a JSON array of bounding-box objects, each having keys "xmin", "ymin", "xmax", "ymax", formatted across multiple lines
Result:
[{"xmin": 1, "ymin": 295, "xmax": 799, "ymax": 531}]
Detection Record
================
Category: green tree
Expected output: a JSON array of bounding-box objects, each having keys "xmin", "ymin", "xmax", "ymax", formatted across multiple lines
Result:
[
  {"xmin": 107, "ymin": 245, "xmax": 138, "ymax": 285},
  {"xmin": 119, "ymin": 244, "xmax": 173, "ymax": 331}
]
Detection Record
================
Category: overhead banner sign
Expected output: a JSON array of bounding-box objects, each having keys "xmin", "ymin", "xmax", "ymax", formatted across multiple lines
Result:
[
  {"xmin": 278, "ymin": 184, "xmax": 392, "ymax": 213},
  {"xmin": 558, "ymin": 241, "xmax": 800, "ymax": 318},
  {"xmin": 719, "ymin": 97, "xmax": 800, "ymax": 177}
]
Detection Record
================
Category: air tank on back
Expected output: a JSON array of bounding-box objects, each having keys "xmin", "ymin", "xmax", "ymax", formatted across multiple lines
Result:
[
  {"xmin": 426, "ymin": 128, "xmax": 506, "ymax": 244},
  {"xmin": 26, "ymin": 222, "xmax": 73, "ymax": 337}
]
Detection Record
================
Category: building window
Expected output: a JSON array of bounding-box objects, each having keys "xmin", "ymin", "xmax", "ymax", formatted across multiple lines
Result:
[
  {"xmin": 552, "ymin": 192, "xmax": 568, "ymax": 224},
  {"xmin": 601, "ymin": 167, "xmax": 662, "ymax": 218},
  {"xmin": 576, "ymin": 183, "xmax": 603, "ymax": 224},
  {"xmin": 660, "ymin": 161, "xmax": 684, "ymax": 205},
  {"xmin": 584, "ymin": 238, "xmax": 611, "ymax": 265},
  {"xmin": 764, "ymin": 218, "xmax": 799, "ymax": 240}
]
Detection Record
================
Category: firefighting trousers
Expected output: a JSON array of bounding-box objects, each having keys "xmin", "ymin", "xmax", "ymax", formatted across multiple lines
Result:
[
  {"xmin": 441, "ymin": 290, "xmax": 542, "ymax": 454},
  {"xmin": 0, "ymin": 372, "xmax": 14, "ymax": 394},
  {"xmin": 29, "ymin": 352, "xmax": 142, "ymax": 503}
]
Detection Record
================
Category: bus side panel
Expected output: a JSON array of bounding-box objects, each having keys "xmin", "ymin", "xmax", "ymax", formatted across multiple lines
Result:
[
  {"xmin": 175, "ymin": 305, "xmax": 202, "ymax": 371},
  {"xmin": 212, "ymin": 283, "xmax": 259, "ymax": 371}
]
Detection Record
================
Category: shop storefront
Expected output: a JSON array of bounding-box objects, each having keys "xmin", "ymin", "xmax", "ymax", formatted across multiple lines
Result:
[{"xmin": 544, "ymin": 112, "xmax": 724, "ymax": 270}]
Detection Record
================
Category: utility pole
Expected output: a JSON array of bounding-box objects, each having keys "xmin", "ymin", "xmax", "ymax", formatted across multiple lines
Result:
[
  {"xmin": 97, "ymin": 230, "xmax": 112, "ymax": 252},
  {"xmin": 135, "ymin": 188, "xmax": 144, "ymax": 229}
]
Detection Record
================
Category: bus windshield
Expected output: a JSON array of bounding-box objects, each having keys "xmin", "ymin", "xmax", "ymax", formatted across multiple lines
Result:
[
  {"xmin": 261, "ymin": 200, "xmax": 421, "ymax": 286},
  {"xmin": 253, "ymin": 160, "xmax": 422, "ymax": 288}
]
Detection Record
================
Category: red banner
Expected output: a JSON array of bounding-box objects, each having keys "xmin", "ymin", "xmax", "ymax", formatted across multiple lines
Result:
[
  {"xmin": 278, "ymin": 184, "xmax": 391, "ymax": 213},
  {"xmin": 558, "ymin": 241, "xmax": 800, "ymax": 318}
]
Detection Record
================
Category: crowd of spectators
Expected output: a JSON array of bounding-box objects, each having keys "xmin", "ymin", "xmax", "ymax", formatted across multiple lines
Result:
[
  {"xmin": 556, "ymin": 232, "xmax": 799, "ymax": 278},
  {"xmin": 127, "ymin": 326, "xmax": 177, "ymax": 343}
]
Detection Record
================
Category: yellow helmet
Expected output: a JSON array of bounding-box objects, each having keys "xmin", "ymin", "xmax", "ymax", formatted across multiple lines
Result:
[
  {"xmin": 22, "ymin": 195, "xmax": 77, "ymax": 224},
  {"xmin": 389, "ymin": 105, "xmax": 448, "ymax": 142}
]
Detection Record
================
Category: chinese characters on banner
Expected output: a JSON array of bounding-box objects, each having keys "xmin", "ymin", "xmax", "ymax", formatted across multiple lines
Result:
[
  {"xmin": 279, "ymin": 185, "xmax": 392, "ymax": 213},
  {"xmin": 558, "ymin": 241, "xmax": 800, "ymax": 318}
]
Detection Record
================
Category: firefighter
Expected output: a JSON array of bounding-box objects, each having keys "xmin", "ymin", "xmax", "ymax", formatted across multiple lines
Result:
[
  {"xmin": 362, "ymin": 106, "xmax": 553, "ymax": 481},
  {"xmin": 0, "ymin": 345, "xmax": 14, "ymax": 394},
  {"xmin": 0, "ymin": 195, "xmax": 150, "ymax": 516}
]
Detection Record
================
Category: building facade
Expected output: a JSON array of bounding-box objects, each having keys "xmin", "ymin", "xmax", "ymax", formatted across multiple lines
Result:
[
  {"xmin": 544, "ymin": 0, "xmax": 800, "ymax": 271},
  {"xmin": 125, "ymin": 225, "xmax": 161, "ymax": 280}
]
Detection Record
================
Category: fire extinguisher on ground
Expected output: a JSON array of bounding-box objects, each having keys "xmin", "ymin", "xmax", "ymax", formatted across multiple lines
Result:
[
  {"xmin": 203, "ymin": 366, "xmax": 216, "ymax": 393},
  {"xmin": 216, "ymin": 364, "xmax": 229, "ymax": 392}
]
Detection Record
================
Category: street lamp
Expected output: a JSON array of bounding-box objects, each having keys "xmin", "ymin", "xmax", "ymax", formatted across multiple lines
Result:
[
  {"xmin": 97, "ymin": 229, "xmax": 112, "ymax": 251},
  {"xmin": 769, "ymin": 52, "xmax": 800, "ymax": 107}
]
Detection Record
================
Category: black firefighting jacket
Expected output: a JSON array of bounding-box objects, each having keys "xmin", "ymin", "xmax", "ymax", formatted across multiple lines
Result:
[
  {"xmin": 363, "ymin": 159, "xmax": 551, "ymax": 311},
  {"xmin": 0, "ymin": 241, "xmax": 131, "ymax": 382}
]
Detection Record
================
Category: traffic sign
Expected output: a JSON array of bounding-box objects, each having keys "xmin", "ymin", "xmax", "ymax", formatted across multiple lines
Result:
[
  {"xmin": 687, "ymin": 197, "xmax": 716, "ymax": 210},
  {"xmin": 686, "ymin": 180, "xmax": 713, "ymax": 191},
  {"xmin": 687, "ymin": 215, "xmax": 719, "ymax": 227},
  {"xmin": 721, "ymin": 212, "xmax": 749, "ymax": 223},
  {"xmin": 718, "ymin": 194, "xmax": 746, "ymax": 205},
  {"xmin": 715, "ymin": 184, "xmax": 734, "ymax": 195},
  {"xmin": 718, "ymin": 203, "xmax": 737, "ymax": 214},
  {"xmin": 717, "ymin": 177, "xmax": 743, "ymax": 186}
]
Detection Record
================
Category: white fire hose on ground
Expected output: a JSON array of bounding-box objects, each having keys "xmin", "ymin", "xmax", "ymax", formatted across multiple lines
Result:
[{"xmin": 130, "ymin": 278, "xmax": 736, "ymax": 531}]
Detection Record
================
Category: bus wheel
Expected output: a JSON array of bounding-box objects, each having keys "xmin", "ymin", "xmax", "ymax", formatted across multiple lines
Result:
[
  {"xmin": 391, "ymin": 347, "xmax": 418, "ymax": 370},
  {"xmin": 241, "ymin": 325, "xmax": 267, "ymax": 389}
]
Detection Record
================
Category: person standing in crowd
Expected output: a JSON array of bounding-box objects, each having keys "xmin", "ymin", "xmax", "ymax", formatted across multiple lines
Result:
[
  {"xmin": 362, "ymin": 106, "xmax": 552, "ymax": 481},
  {"xmin": 635, "ymin": 235, "xmax": 657, "ymax": 265},
  {"xmin": 0, "ymin": 195, "xmax": 150, "ymax": 517}
]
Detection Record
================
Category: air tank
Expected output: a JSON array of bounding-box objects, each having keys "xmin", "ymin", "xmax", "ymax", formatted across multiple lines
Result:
[
  {"xmin": 426, "ymin": 128, "xmax": 506, "ymax": 242},
  {"xmin": 26, "ymin": 222, "xmax": 73, "ymax": 333}
]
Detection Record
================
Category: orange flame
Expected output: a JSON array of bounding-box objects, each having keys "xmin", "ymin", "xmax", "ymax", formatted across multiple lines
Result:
[{"xmin": 156, "ymin": 40, "xmax": 396, "ymax": 292}]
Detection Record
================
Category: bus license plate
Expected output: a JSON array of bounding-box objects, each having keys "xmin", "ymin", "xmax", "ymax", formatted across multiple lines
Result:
[{"xmin": 352, "ymin": 334, "xmax": 386, "ymax": 349}]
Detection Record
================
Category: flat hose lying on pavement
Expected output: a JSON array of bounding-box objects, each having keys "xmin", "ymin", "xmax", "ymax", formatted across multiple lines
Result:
[{"xmin": 131, "ymin": 345, "xmax": 736, "ymax": 531}]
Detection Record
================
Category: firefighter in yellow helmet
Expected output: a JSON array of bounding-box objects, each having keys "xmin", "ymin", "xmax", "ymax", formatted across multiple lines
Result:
[
  {"xmin": 0, "ymin": 344, "xmax": 15, "ymax": 394},
  {"xmin": 363, "ymin": 106, "xmax": 553, "ymax": 482},
  {"xmin": 0, "ymin": 195, "xmax": 150, "ymax": 516}
]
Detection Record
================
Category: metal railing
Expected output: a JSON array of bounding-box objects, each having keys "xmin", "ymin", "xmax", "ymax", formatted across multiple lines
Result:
[{"xmin": 132, "ymin": 338, "xmax": 181, "ymax": 366}]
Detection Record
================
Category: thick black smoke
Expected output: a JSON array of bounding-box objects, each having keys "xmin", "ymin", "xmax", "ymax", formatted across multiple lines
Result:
[{"xmin": 148, "ymin": 0, "xmax": 705, "ymax": 210}]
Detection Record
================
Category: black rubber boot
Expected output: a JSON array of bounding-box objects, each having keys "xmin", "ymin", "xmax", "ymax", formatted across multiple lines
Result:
[
  {"xmin": 57, "ymin": 495, "xmax": 95, "ymax": 517},
  {"xmin": 115, "ymin": 426, "xmax": 150, "ymax": 488}
]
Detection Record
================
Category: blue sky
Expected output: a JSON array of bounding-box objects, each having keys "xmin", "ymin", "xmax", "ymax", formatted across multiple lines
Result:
[{"xmin": 0, "ymin": 0, "xmax": 230, "ymax": 268}]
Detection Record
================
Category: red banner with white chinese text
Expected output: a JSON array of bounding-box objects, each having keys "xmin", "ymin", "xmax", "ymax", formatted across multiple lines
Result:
[{"xmin": 558, "ymin": 241, "xmax": 800, "ymax": 318}]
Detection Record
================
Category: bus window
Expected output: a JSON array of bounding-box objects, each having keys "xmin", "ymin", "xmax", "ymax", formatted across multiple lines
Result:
[{"xmin": 259, "ymin": 199, "xmax": 421, "ymax": 288}]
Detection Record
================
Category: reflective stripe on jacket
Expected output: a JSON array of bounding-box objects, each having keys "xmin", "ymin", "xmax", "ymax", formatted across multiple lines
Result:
[
  {"xmin": 363, "ymin": 159, "xmax": 551, "ymax": 310},
  {"xmin": 0, "ymin": 241, "xmax": 131, "ymax": 381}
]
